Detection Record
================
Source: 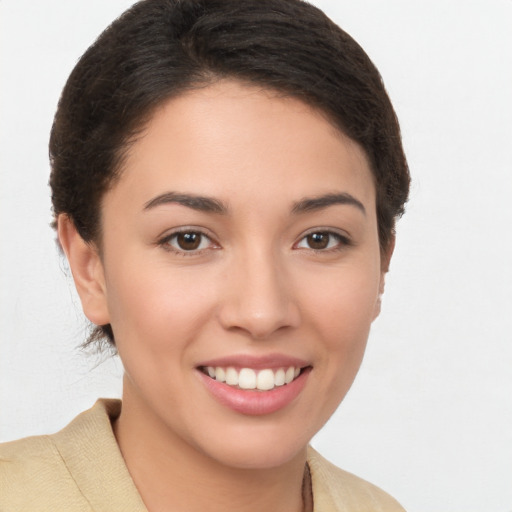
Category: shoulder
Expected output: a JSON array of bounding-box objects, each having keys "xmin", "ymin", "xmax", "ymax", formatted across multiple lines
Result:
[
  {"xmin": 0, "ymin": 432, "xmax": 89, "ymax": 510},
  {"xmin": 0, "ymin": 399, "xmax": 145, "ymax": 512},
  {"xmin": 307, "ymin": 447, "xmax": 406, "ymax": 512}
]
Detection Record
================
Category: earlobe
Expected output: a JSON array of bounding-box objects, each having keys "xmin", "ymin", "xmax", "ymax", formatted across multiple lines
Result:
[
  {"xmin": 372, "ymin": 290, "xmax": 383, "ymax": 321},
  {"xmin": 57, "ymin": 214, "xmax": 110, "ymax": 326},
  {"xmin": 372, "ymin": 275, "xmax": 385, "ymax": 321},
  {"xmin": 381, "ymin": 235, "xmax": 396, "ymax": 274},
  {"xmin": 373, "ymin": 235, "xmax": 396, "ymax": 321}
]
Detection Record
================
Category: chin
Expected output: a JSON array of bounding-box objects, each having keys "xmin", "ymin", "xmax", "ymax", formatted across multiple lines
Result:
[
  {"xmin": 201, "ymin": 434, "xmax": 309, "ymax": 470},
  {"xmin": 182, "ymin": 413, "xmax": 317, "ymax": 471}
]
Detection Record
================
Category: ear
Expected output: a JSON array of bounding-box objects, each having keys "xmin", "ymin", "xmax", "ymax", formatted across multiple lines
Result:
[
  {"xmin": 373, "ymin": 235, "xmax": 396, "ymax": 320},
  {"xmin": 57, "ymin": 214, "xmax": 110, "ymax": 326}
]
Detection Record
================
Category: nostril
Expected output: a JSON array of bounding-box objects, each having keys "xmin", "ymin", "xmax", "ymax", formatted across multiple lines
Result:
[{"xmin": 218, "ymin": 302, "xmax": 301, "ymax": 340}]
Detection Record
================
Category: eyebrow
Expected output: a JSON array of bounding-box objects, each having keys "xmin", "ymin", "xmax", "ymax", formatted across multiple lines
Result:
[
  {"xmin": 143, "ymin": 191, "xmax": 365, "ymax": 216},
  {"xmin": 143, "ymin": 192, "xmax": 228, "ymax": 214},
  {"xmin": 292, "ymin": 193, "xmax": 366, "ymax": 215}
]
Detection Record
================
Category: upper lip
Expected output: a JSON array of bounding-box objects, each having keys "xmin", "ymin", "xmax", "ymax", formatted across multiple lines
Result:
[{"xmin": 197, "ymin": 353, "xmax": 310, "ymax": 370}]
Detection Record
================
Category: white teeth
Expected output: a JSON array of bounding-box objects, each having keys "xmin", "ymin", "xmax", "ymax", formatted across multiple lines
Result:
[
  {"xmin": 225, "ymin": 367, "xmax": 239, "ymax": 386},
  {"xmin": 204, "ymin": 365, "xmax": 303, "ymax": 390},
  {"xmin": 274, "ymin": 368, "xmax": 285, "ymax": 386},
  {"xmin": 215, "ymin": 367, "xmax": 226, "ymax": 382},
  {"xmin": 257, "ymin": 369, "xmax": 275, "ymax": 391},
  {"xmin": 239, "ymin": 368, "xmax": 256, "ymax": 389}
]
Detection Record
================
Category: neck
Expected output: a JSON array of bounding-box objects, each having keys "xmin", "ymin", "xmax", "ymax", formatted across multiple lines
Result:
[{"xmin": 114, "ymin": 381, "xmax": 308, "ymax": 512}]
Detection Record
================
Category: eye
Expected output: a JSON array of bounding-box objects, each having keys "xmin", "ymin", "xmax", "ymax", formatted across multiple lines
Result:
[
  {"xmin": 295, "ymin": 231, "xmax": 349, "ymax": 251},
  {"xmin": 160, "ymin": 230, "xmax": 216, "ymax": 253}
]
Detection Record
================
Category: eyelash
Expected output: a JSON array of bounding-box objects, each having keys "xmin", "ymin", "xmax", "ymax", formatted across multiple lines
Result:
[
  {"xmin": 158, "ymin": 228, "xmax": 218, "ymax": 256},
  {"xmin": 294, "ymin": 229, "xmax": 352, "ymax": 253},
  {"xmin": 158, "ymin": 228, "xmax": 351, "ymax": 256}
]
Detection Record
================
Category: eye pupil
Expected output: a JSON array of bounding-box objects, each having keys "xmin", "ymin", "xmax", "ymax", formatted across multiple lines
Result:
[
  {"xmin": 307, "ymin": 232, "xmax": 329, "ymax": 249},
  {"xmin": 177, "ymin": 232, "xmax": 201, "ymax": 250}
]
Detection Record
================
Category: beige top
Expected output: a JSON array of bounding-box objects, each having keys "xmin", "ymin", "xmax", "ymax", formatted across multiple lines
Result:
[{"xmin": 0, "ymin": 399, "xmax": 405, "ymax": 511}]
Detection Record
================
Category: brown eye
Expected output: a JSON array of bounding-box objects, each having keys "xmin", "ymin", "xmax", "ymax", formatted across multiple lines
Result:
[
  {"xmin": 306, "ymin": 232, "xmax": 330, "ymax": 250},
  {"xmin": 163, "ymin": 231, "xmax": 213, "ymax": 253},
  {"xmin": 176, "ymin": 232, "xmax": 202, "ymax": 250},
  {"xmin": 295, "ymin": 230, "xmax": 349, "ymax": 251}
]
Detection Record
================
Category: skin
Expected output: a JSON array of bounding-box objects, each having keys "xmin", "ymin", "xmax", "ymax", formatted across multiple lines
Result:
[{"xmin": 59, "ymin": 80, "xmax": 391, "ymax": 512}]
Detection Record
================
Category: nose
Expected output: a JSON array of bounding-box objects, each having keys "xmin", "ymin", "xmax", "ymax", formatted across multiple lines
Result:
[{"xmin": 217, "ymin": 249, "xmax": 301, "ymax": 339}]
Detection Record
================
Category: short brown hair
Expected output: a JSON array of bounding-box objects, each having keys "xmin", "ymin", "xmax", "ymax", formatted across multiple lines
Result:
[{"xmin": 49, "ymin": 0, "xmax": 410, "ymax": 347}]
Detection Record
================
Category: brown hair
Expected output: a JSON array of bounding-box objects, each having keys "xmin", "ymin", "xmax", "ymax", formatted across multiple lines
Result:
[{"xmin": 49, "ymin": 0, "xmax": 410, "ymax": 347}]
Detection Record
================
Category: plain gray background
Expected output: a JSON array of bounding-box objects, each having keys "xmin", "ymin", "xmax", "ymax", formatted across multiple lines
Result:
[{"xmin": 1, "ymin": 1, "xmax": 511, "ymax": 510}]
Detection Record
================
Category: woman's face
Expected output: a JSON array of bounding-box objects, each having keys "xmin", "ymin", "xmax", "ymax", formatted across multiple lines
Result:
[{"xmin": 90, "ymin": 80, "xmax": 385, "ymax": 469}]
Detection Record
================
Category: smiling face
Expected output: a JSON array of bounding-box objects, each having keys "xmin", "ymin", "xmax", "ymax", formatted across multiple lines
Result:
[{"xmin": 65, "ymin": 80, "xmax": 386, "ymax": 470}]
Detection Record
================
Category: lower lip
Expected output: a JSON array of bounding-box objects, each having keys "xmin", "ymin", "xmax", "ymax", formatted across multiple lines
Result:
[{"xmin": 198, "ymin": 368, "xmax": 311, "ymax": 416}]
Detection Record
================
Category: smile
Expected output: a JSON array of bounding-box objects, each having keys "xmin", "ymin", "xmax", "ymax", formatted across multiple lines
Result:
[{"xmin": 201, "ymin": 366, "xmax": 302, "ymax": 391}]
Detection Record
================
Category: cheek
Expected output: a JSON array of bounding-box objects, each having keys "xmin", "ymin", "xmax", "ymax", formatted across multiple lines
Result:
[
  {"xmin": 103, "ymin": 259, "xmax": 218, "ymax": 352},
  {"xmin": 104, "ymin": 265, "xmax": 217, "ymax": 408},
  {"xmin": 303, "ymin": 262, "xmax": 381, "ymax": 392},
  {"xmin": 304, "ymin": 262, "xmax": 381, "ymax": 340}
]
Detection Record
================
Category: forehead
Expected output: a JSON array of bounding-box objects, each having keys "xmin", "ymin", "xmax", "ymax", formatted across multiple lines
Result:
[{"xmin": 110, "ymin": 79, "xmax": 376, "ymax": 212}]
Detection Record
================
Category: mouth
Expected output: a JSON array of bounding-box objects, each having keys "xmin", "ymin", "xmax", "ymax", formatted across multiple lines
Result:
[
  {"xmin": 199, "ymin": 365, "xmax": 307, "ymax": 391},
  {"xmin": 196, "ymin": 355, "xmax": 312, "ymax": 415}
]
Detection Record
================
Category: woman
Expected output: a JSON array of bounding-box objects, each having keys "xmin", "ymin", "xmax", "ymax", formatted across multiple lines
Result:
[{"xmin": 0, "ymin": 0, "xmax": 410, "ymax": 510}]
